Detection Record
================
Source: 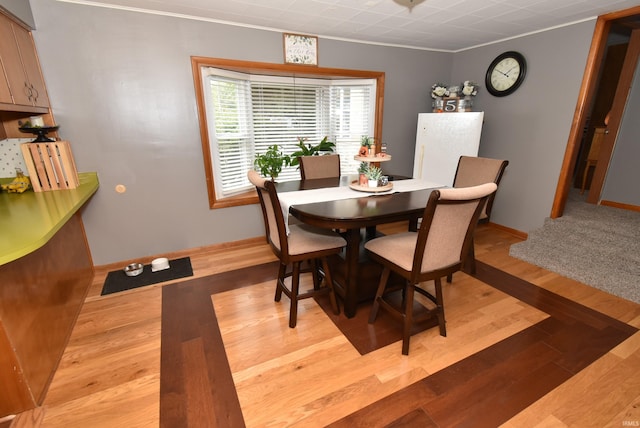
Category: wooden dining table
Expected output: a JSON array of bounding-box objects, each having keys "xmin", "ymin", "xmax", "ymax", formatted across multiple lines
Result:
[{"xmin": 276, "ymin": 175, "xmax": 441, "ymax": 318}]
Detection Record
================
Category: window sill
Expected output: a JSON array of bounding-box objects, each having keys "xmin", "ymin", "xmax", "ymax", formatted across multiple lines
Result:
[{"xmin": 211, "ymin": 189, "xmax": 258, "ymax": 209}]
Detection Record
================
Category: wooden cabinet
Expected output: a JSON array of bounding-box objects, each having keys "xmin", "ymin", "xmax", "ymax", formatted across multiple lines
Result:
[
  {"xmin": 0, "ymin": 58, "xmax": 12, "ymax": 104},
  {"xmin": 0, "ymin": 11, "xmax": 50, "ymax": 109},
  {"xmin": 0, "ymin": 214, "xmax": 93, "ymax": 416},
  {"xmin": 0, "ymin": 174, "xmax": 98, "ymax": 417}
]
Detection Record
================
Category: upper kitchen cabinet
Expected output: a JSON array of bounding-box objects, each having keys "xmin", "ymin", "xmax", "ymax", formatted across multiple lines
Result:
[{"xmin": 0, "ymin": 11, "xmax": 50, "ymax": 111}]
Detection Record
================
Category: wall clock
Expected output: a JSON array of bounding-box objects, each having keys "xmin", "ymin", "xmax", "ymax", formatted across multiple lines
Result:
[{"xmin": 485, "ymin": 51, "xmax": 527, "ymax": 97}]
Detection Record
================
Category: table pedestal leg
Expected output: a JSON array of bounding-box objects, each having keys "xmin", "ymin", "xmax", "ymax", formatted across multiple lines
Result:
[{"xmin": 343, "ymin": 228, "xmax": 361, "ymax": 318}]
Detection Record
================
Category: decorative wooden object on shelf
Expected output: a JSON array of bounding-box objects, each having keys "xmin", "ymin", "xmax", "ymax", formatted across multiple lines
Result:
[
  {"xmin": 432, "ymin": 97, "xmax": 473, "ymax": 113},
  {"xmin": 20, "ymin": 141, "xmax": 79, "ymax": 192}
]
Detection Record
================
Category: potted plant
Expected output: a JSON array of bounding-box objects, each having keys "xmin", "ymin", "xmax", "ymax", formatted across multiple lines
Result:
[
  {"xmin": 289, "ymin": 136, "xmax": 335, "ymax": 168},
  {"xmin": 358, "ymin": 162, "xmax": 369, "ymax": 186},
  {"xmin": 359, "ymin": 135, "xmax": 373, "ymax": 156},
  {"xmin": 254, "ymin": 144, "xmax": 291, "ymax": 180},
  {"xmin": 365, "ymin": 165, "xmax": 382, "ymax": 187}
]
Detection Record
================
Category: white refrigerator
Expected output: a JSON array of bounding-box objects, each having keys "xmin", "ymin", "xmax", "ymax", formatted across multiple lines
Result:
[{"xmin": 412, "ymin": 112, "xmax": 484, "ymax": 186}]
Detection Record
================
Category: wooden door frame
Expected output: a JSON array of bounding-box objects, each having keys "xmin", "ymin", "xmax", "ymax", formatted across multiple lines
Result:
[
  {"xmin": 551, "ymin": 5, "xmax": 640, "ymax": 218},
  {"xmin": 586, "ymin": 28, "xmax": 640, "ymax": 204}
]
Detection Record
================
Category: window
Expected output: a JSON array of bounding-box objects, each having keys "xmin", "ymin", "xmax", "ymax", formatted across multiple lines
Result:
[{"xmin": 192, "ymin": 57, "xmax": 385, "ymax": 209}]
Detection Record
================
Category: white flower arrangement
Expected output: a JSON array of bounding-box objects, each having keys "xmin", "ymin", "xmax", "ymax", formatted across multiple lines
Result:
[
  {"xmin": 461, "ymin": 80, "xmax": 479, "ymax": 97},
  {"xmin": 431, "ymin": 83, "xmax": 449, "ymax": 99}
]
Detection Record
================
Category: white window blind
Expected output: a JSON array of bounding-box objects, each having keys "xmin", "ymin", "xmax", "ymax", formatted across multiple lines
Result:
[{"xmin": 202, "ymin": 68, "xmax": 375, "ymax": 198}]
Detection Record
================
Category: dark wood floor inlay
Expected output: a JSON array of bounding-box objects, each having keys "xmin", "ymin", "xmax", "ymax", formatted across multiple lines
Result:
[
  {"xmin": 160, "ymin": 261, "xmax": 637, "ymax": 427},
  {"xmin": 160, "ymin": 262, "xmax": 278, "ymax": 428},
  {"xmin": 328, "ymin": 262, "xmax": 637, "ymax": 427},
  {"xmin": 315, "ymin": 291, "xmax": 440, "ymax": 355}
]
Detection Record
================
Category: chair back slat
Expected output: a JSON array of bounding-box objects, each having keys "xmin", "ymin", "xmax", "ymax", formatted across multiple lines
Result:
[
  {"xmin": 248, "ymin": 170, "xmax": 288, "ymax": 257},
  {"xmin": 453, "ymin": 156, "xmax": 508, "ymax": 220},
  {"xmin": 413, "ymin": 183, "xmax": 497, "ymax": 281},
  {"xmin": 299, "ymin": 154, "xmax": 341, "ymax": 180}
]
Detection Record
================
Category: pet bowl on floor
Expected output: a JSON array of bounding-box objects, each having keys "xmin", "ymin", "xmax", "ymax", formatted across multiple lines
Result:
[
  {"xmin": 124, "ymin": 263, "xmax": 144, "ymax": 277},
  {"xmin": 151, "ymin": 257, "xmax": 170, "ymax": 272}
]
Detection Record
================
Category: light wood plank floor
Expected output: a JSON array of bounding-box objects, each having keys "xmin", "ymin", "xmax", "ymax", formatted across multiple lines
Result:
[{"xmin": 7, "ymin": 223, "xmax": 640, "ymax": 427}]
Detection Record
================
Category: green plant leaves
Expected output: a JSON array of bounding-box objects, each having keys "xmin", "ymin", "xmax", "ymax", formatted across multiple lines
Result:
[
  {"xmin": 254, "ymin": 145, "xmax": 291, "ymax": 179},
  {"xmin": 289, "ymin": 136, "xmax": 335, "ymax": 167}
]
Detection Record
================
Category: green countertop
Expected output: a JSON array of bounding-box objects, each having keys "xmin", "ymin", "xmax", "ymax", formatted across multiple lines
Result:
[{"xmin": 0, "ymin": 172, "xmax": 99, "ymax": 266}]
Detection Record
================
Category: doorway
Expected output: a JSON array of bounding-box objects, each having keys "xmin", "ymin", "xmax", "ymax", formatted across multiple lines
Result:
[{"xmin": 551, "ymin": 6, "xmax": 640, "ymax": 218}]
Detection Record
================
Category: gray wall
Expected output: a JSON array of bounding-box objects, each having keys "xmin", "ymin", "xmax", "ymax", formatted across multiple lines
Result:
[
  {"xmin": 28, "ymin": 0, "xmax": 451, "ymax": 265},
  {"xmin": 602, "ymin": 57, "xmax": 640, "ymax": 205},
  {"xmin": 26, "ymin": 0, "xmax": 599, "ymax": 265},
  {"xmin": 451, "ymin": 22, "xmax": 595, "ymax": 231},
  {"xmin": 0, "ymin": 0, "xmax": 34, "ymax": 28}
]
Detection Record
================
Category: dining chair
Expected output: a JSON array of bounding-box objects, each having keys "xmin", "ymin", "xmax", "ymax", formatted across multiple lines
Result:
[
  {"xmin": 299, "ymin": 154, "xmax": 341, "ymax": 180},
  {"xmin": 366, "ymin": 183, "xmax": 498, "ymax": 355},
  {"xmin": 447, "ymin": 155, "xmax": 509, "ymax": 281},
  {"xmin": 248, "ymin": 170, "xmax": 345, "ymax": 327}
]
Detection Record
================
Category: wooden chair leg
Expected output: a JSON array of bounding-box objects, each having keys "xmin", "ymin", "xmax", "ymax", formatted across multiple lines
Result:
[
  {"xmin": 368, "ymin": 267, "xmax": 391, "ymax": 323},
  {"xmin": 467, "ymin": 243, "xmax": 477, "ymax": 275},
  {"xmin": 434, "ymin": 277, "xmax": 447, "ymax": 337},
  {"xmin": 310, "ymin": 259, "xmax": 321, "ymax": 290},
  {"xmin": 289, "ymin": 262, "xmax": 301, "ymax": 328},
  {"xmin": 321, "ymin": 258, "xmax": 339, "ymax": 315},
  {"xmin": 274, "ymin": 262, "xmax": 286, "ymax": 302},
  {"xmin": 402, "ymin": 284, "xmax": 415, "ymax": 355}
]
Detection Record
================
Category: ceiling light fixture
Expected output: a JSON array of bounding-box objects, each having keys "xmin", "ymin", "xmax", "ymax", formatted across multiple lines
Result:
[{"xmin": 393, "ymin": 0, "xmax": 426, "ymax": 11}]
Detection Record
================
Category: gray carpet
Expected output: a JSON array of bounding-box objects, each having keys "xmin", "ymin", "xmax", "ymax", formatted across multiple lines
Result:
[{"xmin": 509, "ymin": 189, "xmax": 640, "ymax": 304}]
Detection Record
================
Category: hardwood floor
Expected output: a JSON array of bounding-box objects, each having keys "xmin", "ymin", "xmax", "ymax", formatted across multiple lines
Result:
[{"xmin": 8, "ymin": 223, "xmax": 640, "ymax": 427}]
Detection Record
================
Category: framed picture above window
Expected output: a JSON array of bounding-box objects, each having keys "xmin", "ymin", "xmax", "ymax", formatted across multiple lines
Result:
[{"xmin": 283, "ymin": 33, "xmax": 318, "ymax": 65}]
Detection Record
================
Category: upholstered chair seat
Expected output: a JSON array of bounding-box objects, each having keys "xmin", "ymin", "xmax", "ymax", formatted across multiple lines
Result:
[{"xmin": 286, "ymin": 223, "xmax": 347, "ymax": 255}]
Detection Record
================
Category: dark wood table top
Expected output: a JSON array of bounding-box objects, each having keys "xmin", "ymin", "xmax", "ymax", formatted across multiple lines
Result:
[
  {"xmin": 278, "ymin": 175, "xmax": 435, "ymax": 229},
  {"xmin": 276, "ymin": 175, "xmax": 440, "ymax": 317}
]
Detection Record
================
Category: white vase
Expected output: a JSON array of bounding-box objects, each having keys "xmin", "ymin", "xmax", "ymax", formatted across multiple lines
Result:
[{"xmin": 368, "ymin": 179, "xmax": 378, "ymax": 188}]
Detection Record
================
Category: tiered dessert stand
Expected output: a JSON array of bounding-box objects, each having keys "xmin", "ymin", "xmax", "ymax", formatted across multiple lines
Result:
[{"xmin": 349, "ymin": 153, "xmax": 393, "ymax": 192}]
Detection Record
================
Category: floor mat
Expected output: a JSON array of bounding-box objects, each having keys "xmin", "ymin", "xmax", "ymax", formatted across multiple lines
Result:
[{"xmin": 101, "ymin": 257, "xmax": 193, "ymax": 295}]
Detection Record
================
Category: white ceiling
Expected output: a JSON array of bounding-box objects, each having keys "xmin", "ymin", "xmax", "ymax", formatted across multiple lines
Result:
[{"xmin": 61, "ymin": 0, "xmax": 640, "ymax": 51}]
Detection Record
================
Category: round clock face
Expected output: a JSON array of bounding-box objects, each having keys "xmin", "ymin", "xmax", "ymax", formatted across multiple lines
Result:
[{"xmin": 485, "ymin": 51, "xmax": 527, "ymax": 97}]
